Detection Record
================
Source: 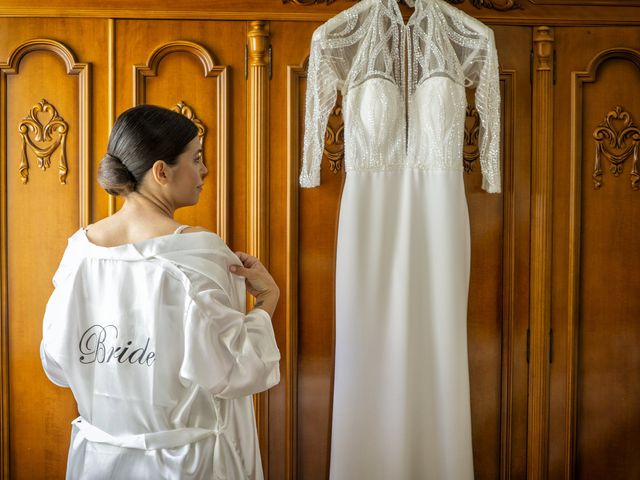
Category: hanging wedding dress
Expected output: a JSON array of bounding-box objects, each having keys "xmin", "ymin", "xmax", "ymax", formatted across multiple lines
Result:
[{"xmin": 300, "ymin": 0, "xmax": 500, "ymax": 478}]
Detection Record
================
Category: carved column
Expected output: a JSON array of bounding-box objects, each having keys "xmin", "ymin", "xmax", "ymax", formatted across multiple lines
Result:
[
  {"xmin": 247, "ymin": 19, "xmax": 270, "ymax": 477},
  {"xmin": 528, "ymin": 26, "xmax": 554, "ymax": 480}
]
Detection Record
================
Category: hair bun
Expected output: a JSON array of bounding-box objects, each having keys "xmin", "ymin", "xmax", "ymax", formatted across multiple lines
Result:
[
  {"xmin": 104, "ymin": 152, "xmax": 123, "ymax": 164},
  {"xmin": 97, "ymin": 152, "xmax": 137, "ymax": 196}
]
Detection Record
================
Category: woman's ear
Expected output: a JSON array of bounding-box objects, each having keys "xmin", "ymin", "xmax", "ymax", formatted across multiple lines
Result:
[{"xmin": 150, "ymin": 160, "xmax": 171, "ymax": 186}]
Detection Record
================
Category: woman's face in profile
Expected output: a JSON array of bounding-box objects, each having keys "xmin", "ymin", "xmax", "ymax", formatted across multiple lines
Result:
[{"xmin": 167, "ymin": 136, "xmax": 207, "ymax": 207}]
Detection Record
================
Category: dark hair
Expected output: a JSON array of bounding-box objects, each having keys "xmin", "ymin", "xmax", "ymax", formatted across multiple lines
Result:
[{"xmin": 98, "ymin": 105, "xmax": 198, "ymax": 196}]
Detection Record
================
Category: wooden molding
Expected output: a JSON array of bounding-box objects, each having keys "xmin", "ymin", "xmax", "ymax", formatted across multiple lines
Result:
[
  {"xmin": 133, "ymin": 40, "xmax": 229, "ymax": 241},
  {"xmin": 247, "ymin": 19, "xmax": 271, "ymax": 479},
  {"xmin": 567, "ymin": 46, "xmax": 640, "ymax": 480},
  {"xmin": 527, "ymin": 25, "xmax": 554, "ymax": 480},
  {"xmin": 108, "ymin": 18, "xmax": 116, "ymax": 216},
  {"xmin": 1, "ymin": 5, "xmax": 640, "ymax": 26},
  {"xmin": 0, "ymin": 42, "xmax": 6, "ymax": 480},
  {"xmin": 283, "ymin": 0, "xmax": 521, "ymax": 9},
  {"xmin": 0, "ymin": 37, "xmax": 91, "ymax": 478},
  {"xmin": 529, "ymin": 0, "xmax": 640, "ymax": 5},
  {"xmin": 285, "ymin": 59, "xmax": 307, "ymax": 480},
  {"xmin": 499, "ymin": 68, "xmax": 518, "ymax": 480}
]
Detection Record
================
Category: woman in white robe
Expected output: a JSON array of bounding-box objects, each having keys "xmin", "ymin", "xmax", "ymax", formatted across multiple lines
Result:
[{"xmin": 40, "ymin": 105, "xmax": 281, "ymax": 480}]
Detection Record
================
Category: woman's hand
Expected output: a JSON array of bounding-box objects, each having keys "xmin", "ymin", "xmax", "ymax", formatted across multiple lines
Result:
[{"xmin": 229, "ymin": 252, "xmax": 280, "ymax": 317}]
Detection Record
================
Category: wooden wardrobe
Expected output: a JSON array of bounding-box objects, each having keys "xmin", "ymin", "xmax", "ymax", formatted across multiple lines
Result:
[{"xmin": 0, "ymin": 1, "xmax": 638, "ymax": 478}]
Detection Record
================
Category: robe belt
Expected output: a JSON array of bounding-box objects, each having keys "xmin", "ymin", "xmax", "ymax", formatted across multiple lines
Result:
[
  {"xmin": 71, "ymin": 416, "xmax": 219, "ymax": 450},
  {"xmin": 72, "ymin": 417, "xmax": 249, "ymax": 479}
]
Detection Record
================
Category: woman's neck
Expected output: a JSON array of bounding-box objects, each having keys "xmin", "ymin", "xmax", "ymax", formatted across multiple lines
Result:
[{"xmin": 121, "ymin": 190, "xmax": 175, "ymax": 219}]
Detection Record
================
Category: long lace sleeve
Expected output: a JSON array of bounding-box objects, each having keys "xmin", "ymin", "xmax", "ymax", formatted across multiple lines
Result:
[
  {"xmin": 300, "ymin": 27, "xmax": 341, "ymax": 188},
  {"xmin": 455, "ymin": 18, "xmax": 501, "ymax": 194},
  {"xmin": 474, "ymin": 29, "xmax": 501, "ymax": 193}
]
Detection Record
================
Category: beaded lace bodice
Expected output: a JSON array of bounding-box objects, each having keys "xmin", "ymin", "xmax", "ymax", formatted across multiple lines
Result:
[{"xmin": 300, "ymin": 0, "xmax": 501, "ymax": 193}]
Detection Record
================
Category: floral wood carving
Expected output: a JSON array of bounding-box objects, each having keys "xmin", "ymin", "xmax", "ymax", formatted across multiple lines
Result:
[
  {"xmin": 467, "ymin": 0, "xmax": 521, "ymax": 10},
  {"xmin": 593, "ymin": 106, "xmax": 640, "ymax": 190},
  {"xmin": 324, "ymin": 100, "xmax": 345, "ymax": 174},
  {"xmin": 18, "ymin": 99, "xmax": 69, "ymax": 184},
  {"xmin": 283, "ymin": 0, "xmax": 521, "ymax": 10},
  {"xmin": 463, "ymin": 105, "xmax": 480, "ymax": 174},
  {"xmin": 172, "ymin": 101, "xmax": 206, "ymax": 163}
]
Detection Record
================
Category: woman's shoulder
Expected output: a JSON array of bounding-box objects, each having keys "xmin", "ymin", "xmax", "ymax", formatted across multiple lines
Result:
[
  {"xmin": 177, "ymin": 225, "xmax": 211, "ymax": 234},
  {"xmin": 85, "ymin": 215, "xmax": 193, "ymax": 247}
]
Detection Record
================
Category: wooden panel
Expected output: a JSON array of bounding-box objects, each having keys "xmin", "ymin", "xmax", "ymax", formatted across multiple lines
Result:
[
  {"xmin": 465, "ymin": 25, "xmax": 532, "ymax": 480},
  {"xmin": 269, "ymin": 21, "xmax": 333, "ymax": 480},
  {"xmin": 1, "ymin": 0, "xmax": 640, "ymax": 27},
  {"xmin": 550, "ymin": 27, "xmax": 640, "ymax": 480},
  {"xmin": 0, "ymin": 18, "xmax": 108, "ymax": 479},
  {"xmin": 114, "ymin": 20, "xmax": 245, "ymax": 247},
  {"xmin": 269, "ymin": 21, "xmax": 531, "ymax": 480}
]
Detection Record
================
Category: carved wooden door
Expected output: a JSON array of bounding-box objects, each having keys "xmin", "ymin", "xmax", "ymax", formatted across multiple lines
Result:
[
  {"xmin": 548, "ymin": 27, "xmax": 640, "ymax": 479},
  {"xmin": 0, "ymin": 18, "xmax": 249, "ymax": 479},
  {"xmin": 0, "ymin": 18, "xmax": 109, "ymax": 479},
  {"xmin": 267, "ymin": 21, "xmax": 532, "ymax": 480}
]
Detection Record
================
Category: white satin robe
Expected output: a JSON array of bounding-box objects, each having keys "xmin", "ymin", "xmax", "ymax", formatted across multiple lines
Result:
[{"xmin": 41, "ymin": 229, "xmax": 280, "ymax": 480}]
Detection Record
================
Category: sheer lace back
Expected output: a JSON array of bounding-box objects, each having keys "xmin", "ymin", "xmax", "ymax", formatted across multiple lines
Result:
[{"xmin": 301, "ymin": 0, "xmax": 501, "ymax": 193}]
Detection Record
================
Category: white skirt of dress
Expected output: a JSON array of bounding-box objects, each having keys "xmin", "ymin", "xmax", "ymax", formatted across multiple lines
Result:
[{"xmin": 330, "ymin": 168, "xmax": 474, "ymax": 480}]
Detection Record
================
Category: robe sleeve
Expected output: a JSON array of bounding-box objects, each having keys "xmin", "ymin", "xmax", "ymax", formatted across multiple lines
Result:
[
  {"xmin": 40, "ymin": 341, "xmax": 68, "ymax": 387},
  {"xmin": 180, "ymin": 288, "xmax": 280, "ymax": 399},
  {"xmin": 462, "ymin": 27, "xmax": 501, "ymax": 194},
  {"xmin": 41, "ymin": 284, "xmax": 69, "ymax": 387},
  {"xmin": 40, "ymin": 238, "xmax": 81, "ymax": 388},
  {"xmin": 300, "ymin": 26, "xmax": 342, "ymax": 188}
]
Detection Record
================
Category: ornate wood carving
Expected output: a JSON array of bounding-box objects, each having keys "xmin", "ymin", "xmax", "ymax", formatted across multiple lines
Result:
[
  {"xmin": 17, "ymin": 99, "xmax": 69, "ymax": 184},
  {"xmin": 324, "ymin": 102, "xmax": 344, "ymax": 174},
  {"xmin": 0, "ymin": 38, "xmax": 90, "ymax": 226},
  {"xmin": 133, "ymin": 40, "xmax": 228, "ymax": 241},
  {"xmin": 283, "ymin": 0, "xmax": 521, "ymax": 10},
  {"xmin": 592, "ymin": 106, "xmax": 640, "ymax": 190},
  {"xmin": 466, "ymin": 0, "xmax": 521, "ymax": 10},
  {"xmin": 464, "ymin": 105, "xmax": 480, "ymax": 173},
  {"xmin": 528, "ymin": 25, "xmax": 554, "ymax": 480},
  {"xmin": 171, "ymin": 101, "xmax": 207, "ymax": 163}
]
